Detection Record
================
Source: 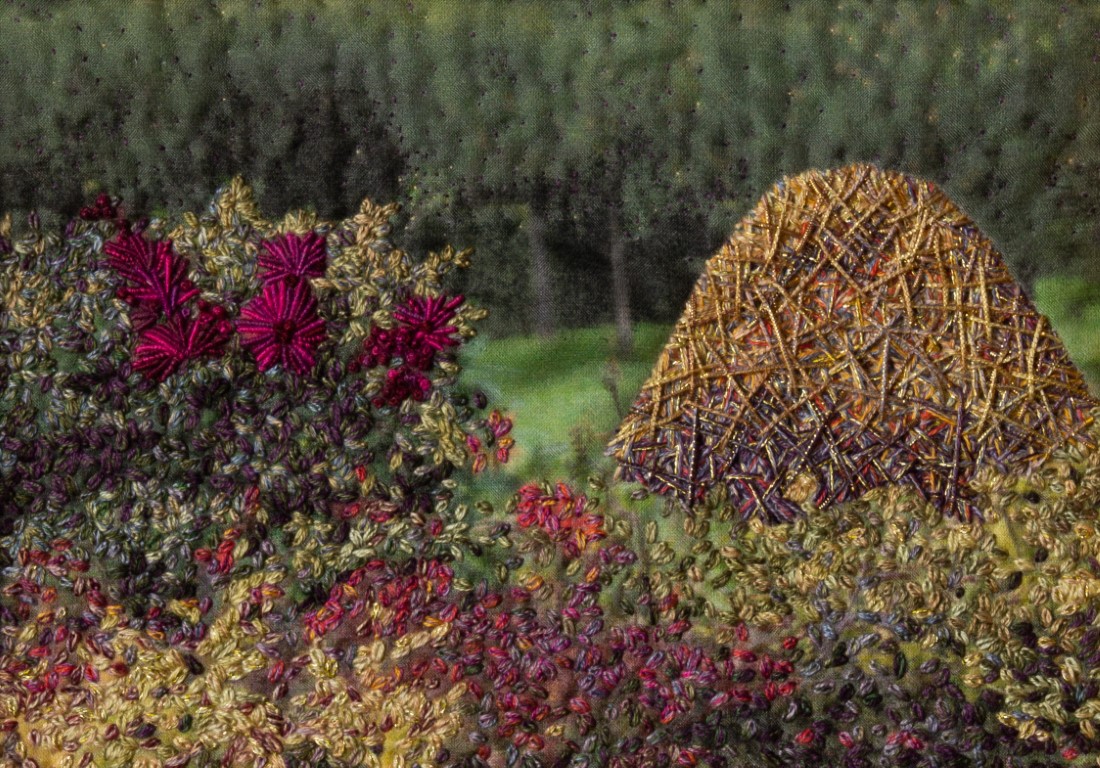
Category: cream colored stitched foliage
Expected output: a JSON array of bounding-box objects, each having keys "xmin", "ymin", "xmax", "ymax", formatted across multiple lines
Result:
[{"xmin": 649, "ymin": 414, "xmax": 1100, "ymax": 746}]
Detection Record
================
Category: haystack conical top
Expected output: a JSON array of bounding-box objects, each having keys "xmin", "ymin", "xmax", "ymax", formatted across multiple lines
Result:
[{"xmin": 608, "ymin": 164, "xmax": 1097, "ymax": 522}]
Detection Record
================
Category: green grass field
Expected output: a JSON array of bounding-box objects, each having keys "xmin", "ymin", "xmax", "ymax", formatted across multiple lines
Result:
[
  {"xmin": 458, "ymin": 323, "xmax": 672, "ymax": 484},
  {"xmin": 1035, "ymin": 275, "xmax": 1100, "ymax": 389},
  {"xmin": 458, "ymin": 276, "xmax": 1100, "ymax": 491}
]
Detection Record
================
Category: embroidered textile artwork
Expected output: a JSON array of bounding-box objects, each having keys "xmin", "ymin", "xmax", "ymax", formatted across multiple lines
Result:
[
  {"xmin": 4, "ymin": 172, "xmax": 1100, "ymax": 768},
  {"xmin": 609, "ymin": 164, "xmax": 1098, "ymax": 523}
]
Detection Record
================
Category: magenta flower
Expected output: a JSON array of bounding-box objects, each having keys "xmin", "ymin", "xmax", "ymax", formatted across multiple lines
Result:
[
  {"xmin": 237, "ymin": 280, "xmax": 327, "ymax": 375},
  {"xmin": 256, "ymin": 231, "xmax": 327, "ymax": 286},
  {"xmin": 361, "ymin": 294, "xmax": 465, "ymax": 372},
  {"xmin": 393, "ymin": 293, "xmax": 464, "ymax": 353},
  {"xmin": 132, "ymin": 308, "xmax": 233, "ymax": 382},
  {"xmin": 104, "ymin": 231, "xmax": 198, "ymax": 317}
]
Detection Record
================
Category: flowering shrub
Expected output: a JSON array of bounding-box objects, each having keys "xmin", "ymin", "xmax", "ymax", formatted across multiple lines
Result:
[
  {"xmin": 0, "ymin": 180, "xmax": 501, "ymax": 607},
  {"xmin": 296, "ymin": 495, "xmax": 806, "ymax": 768},
  {"xmin": 0, "ymin": 181, "xmax": 504, "ymax": 766},
  {"xmin": 4, "ymin": 182, "xmax": 1100, "ymax": 767},
  {"xmin": 0, "ymin": 184, "xmax": 803, "ymax": 768}
]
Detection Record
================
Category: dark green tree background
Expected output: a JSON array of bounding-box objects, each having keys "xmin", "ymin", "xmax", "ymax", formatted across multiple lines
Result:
[{"xmin": 2, "ymin": 0, "xmax": 1099, "ymax": 337}]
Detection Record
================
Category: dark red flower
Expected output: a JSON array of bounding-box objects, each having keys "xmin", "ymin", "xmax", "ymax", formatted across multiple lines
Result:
[
  {"xmin": 104, "ymin": 231, "xmax": 198, "ymax": 317},
  {"xmin": 256, "ymin": 231, "xmax": 328, "ymax": 286},
  {"xmin": 238, "ymin": 280, "xmax": 327, "ymax": 375},
  {"xmin": 371, "ymin": 365, "xmax": 431, "ymax": 408},
  {"xmin": 361, "ymin": 326, "xmax": 401, "ymax": 369},
  {"xmin": 80, "ymin": 193, "xmax": 118, "ymax": 222}
]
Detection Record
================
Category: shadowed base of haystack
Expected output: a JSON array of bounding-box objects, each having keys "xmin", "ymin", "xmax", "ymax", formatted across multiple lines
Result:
[{"xmin": 608, "ymin": 163, "xmax": 1097, "ymax": 522}]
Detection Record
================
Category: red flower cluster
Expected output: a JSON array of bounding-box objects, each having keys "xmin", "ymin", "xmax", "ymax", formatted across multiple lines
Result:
[
  {"xmin": 0, "ymin": 540, "xmax": 142, "ymax": 704},
  {"xmin": 239, "ymin": 233, "xmax": 329, "ymax": 375},
  {"xmin": 409, "ymin": 553, "xmax": 797, "ymax": 766},
  {"xmin": 285, "ymin": 510, "xmax": 804, "ymax": 767},
  {"xmin": 193, "ymin": 528, "xmax": 242, "ymax": 577},
  {"xmin": 106, "ymin": 231, "xmax": 233, "ymax": 381},
  {"xmin": 79, "ymin": 192, "xmax": 118, "ymax": 222},
  {"xmin": 467, "ymin": 410, "xmax": 514, "ymax": 473},
  {"xmin": 302, "ymin": 558, "xmax": 454, "ymax": 642},
  {"xmin": 515, "ymin": 482, "xmax": 607, "ymax": 557},
  {"xmin": 372, "ymin": 365, "xmax": 431, "ymax": 408},
  {"xmin": 640, "ymin": 637, "xmax": 797, "ymax": 723},
  {"xmin": 357, "ymin": 294, "xmax": 464, "ymax": 407}
]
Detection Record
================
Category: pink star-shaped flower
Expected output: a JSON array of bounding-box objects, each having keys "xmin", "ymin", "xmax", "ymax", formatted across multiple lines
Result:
[
  {"xmin": 238, "ymin": 280, "xmax": 327, "ymax": 375},
  {"xmin": 256, "ymin": 231, "xmax": 327, "ymax": 286},
  {"xmin": 393, "ymin": 294, "xmax": 464, "ymax": 353}
]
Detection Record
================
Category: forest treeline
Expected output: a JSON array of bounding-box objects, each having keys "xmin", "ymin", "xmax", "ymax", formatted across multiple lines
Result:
[{"xmin": 3, "ymin": 0, "xmax": 1100, "ymax": 340}]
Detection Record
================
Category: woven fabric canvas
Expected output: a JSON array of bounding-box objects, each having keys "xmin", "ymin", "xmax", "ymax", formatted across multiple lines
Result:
[{"xmin": 3, "ymin": 4, "xmax": 1100, "ymax": 768}]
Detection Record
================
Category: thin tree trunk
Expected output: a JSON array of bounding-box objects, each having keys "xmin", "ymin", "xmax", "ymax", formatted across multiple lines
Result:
[
  {"xmin": 527, "ymin": 195, "xmax": 555, "ymax": 338},
  {"xmin": 607, "ymin": 207, "xmax": 634, "ymax": 356}
]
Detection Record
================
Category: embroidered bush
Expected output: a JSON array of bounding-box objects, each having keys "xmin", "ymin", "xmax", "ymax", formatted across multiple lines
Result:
[
  {"xmin": 0, "ymin": 181, "xmax": 507, "ymax": 766},
  {"xmin": 0, "ymin": 184, "xmax": 799, "ymax": 768}
]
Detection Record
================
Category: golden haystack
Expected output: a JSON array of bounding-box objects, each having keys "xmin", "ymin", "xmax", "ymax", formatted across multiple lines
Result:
[{"xmin": 608, "ymin": 164, "xmax": 1097, "ymax": 521}]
